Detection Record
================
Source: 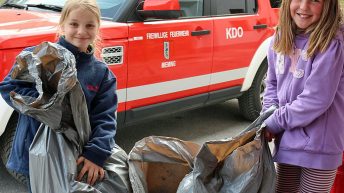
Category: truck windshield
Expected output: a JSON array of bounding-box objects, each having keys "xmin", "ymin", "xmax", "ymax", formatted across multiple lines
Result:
[{"xmin": 4, "ymin": 0, "xmax": 125, "ymax": 20}]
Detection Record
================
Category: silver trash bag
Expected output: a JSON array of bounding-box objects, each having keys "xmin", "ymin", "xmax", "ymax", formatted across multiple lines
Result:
[
  {"xmin": 176, "ymin": 106, "xmax": 277, "ymax": 193},
  {"xmin": 29, "ymin": 126, "xmax": 130, "ymax": 193},
  {"xmin": 10, "ymin": 42, "xmax": 131, "ymax": 193},
  {"xmin": 128, "ymin": 136, "xmax": 201, "ymax": 193}
]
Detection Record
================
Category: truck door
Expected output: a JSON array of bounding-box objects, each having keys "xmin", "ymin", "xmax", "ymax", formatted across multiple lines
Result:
[
  {"xmin": 209, "ymin": 0, "xmax": 271, "ymax": 92},
  {"xmin": 126, "ymin": 0, "xmax": 213, "ymax": 112}
]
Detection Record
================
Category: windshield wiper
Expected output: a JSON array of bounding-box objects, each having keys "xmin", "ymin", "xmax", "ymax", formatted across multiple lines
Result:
[
  {"xmin": 1, "ymin": 2, "xmax": 27, "ymax": 9},
  {"xmin": 26, "ymin": 4, "xmax": 62, "ymax": 12}
]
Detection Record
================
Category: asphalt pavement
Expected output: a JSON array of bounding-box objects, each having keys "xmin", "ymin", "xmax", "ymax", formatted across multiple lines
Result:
[{"xmin": 0, "ymin": 161, "xmax": 27, "ymax": 193}]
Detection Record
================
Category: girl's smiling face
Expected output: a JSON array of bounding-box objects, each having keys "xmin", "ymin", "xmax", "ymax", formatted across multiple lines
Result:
[
  {"xmin": 61, "ymin": 7, "xmax": 99, "ymax": 52},
  {"xmin": 290, "ymin": 0, "xmax": 324, "ymax": 30}
]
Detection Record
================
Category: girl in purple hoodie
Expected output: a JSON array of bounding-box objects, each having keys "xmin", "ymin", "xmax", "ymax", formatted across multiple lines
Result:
[{"xmin": 263, "ymin": 0, "xmax": 344, "ymax": 192}]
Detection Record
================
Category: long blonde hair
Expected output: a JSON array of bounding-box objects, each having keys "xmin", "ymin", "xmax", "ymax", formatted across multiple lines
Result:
[
  {"xmin": 273, "ymin": 0, "xmax": 342, "ymax": 58},
  {"xmin": 57, "ymin": 0, "xmax": 101, "ymax": 50}
]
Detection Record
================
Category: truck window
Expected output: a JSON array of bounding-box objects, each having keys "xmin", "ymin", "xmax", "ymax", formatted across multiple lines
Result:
[
  {"xmin": 97, "ymin": 0, "xmax": 125, "ymax": 19},
  {"xmin": 270, "ymin": 0, "xmax": 281, "ymax": 8},
  {"xmin": 215, "ymin": 0, "xmax": 257, "ymax": 15},
  {"xmin": 179, "ymin": 0, "xmax": 203, "ymax": 17}
]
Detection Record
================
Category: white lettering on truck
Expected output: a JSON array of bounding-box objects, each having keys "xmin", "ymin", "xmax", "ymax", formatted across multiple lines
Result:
[
  {"xmin": 147, "ymin": 32, "xmax": 168, "ymax": 39},
  {"xmin": 161, "ymin": 61, "xmax": 176, "ymax": 68},
  {"xmin": 146, "ymin": 30, "xmax": 190, "ymax": 40},
  {"xmin": 170, "ymin": 30, "xmax": 189, "ymax": 38},
  {"xmin": 226, "ymin": 27, "xmax": 244, "ymax": 39}
]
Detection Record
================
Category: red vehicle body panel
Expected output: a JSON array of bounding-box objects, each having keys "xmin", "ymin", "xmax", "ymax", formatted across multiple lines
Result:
[
  {"xmin": 143, "ymin": 0, "xmax": 180, "ymax": 11},
  {"xmin": 126, "ymin": 18, "xmax": 213, "ymax": 109}
]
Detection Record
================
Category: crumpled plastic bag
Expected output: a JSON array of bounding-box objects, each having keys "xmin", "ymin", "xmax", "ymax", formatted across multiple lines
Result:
[
  {"xmin": 10, "ymin": 41, "xmax": 131, "ymax": 193},
  {"xmin": 128, "ymin": 136, "xmax": 200, "ymax": 193},
  {"xmin": 177, "ymin": 106, "xmax": 276, "ymax": 193},
  {"xmin": 128, "ymin": 107, "xmax": 276, "ymax": 193}
]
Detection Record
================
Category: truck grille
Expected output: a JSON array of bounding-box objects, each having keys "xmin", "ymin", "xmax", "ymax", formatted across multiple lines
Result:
[{"xmin": 101, "ymin": 46, "xmax": 123, "ymax": 65}]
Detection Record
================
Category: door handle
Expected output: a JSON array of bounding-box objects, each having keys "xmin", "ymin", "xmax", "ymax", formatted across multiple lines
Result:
[
  {"xmin": 191, "ymin": 30, "xmax": 211, "ymax": 36},
  {"xmin": 253, "ymin": 24, "xmax": 267, "ymax": 30}
]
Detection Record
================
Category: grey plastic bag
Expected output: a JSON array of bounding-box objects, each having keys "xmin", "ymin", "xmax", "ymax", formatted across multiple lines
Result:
[
  {"xmin": 128, "ymin": 136, "xmax": 201, "ymax": 193},
  {"xmin": 29, "ymin": 125, "xmax": 130, "ymax": 193},
  {"xmin": 10, "ymin": 42, "xmax": 131, "ymax": 193},
  {"xmin": 176, "ymin": 106, "xmax": 277, "ymax": 193}
]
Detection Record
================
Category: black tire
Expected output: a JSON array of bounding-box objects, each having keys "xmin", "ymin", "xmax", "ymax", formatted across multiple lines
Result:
[
  {"xmin": 0, "ymin": 112, "xmax": 27, "ymax": 185},
  {"xmin": 238, "ymin": 60, "xmax": 268, "ymax": 121}
]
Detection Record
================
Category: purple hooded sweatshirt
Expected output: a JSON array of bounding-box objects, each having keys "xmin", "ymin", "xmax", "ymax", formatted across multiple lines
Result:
[{"xmin": 263, "ymin": 28, "xmax": 344, "ymax": 170}]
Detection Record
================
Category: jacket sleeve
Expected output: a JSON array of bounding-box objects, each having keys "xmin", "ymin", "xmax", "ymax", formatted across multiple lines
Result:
[
  {"xmin": 0, "ymin": 65, "xmax": 38, "ymax": 109},
  {"xmin": 265, "ymin": 39, "xmax": 344, "ymax": 134},
  {"xmin": 262, "ymin": 38, "xmax": 279, "ymax": 112},
  {"xmin": 82, "ymin": 68, "xmax": 118, "ymax": 167}
]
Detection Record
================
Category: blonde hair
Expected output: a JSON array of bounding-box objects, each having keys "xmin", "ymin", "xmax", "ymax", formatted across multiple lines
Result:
[
  {"xmin": 273, "ymin": 0, "xmax": 342, "ymax": 58},
  {"xmin": 58, "ymin": 0, "xmax": 101, "ymax": 50}
]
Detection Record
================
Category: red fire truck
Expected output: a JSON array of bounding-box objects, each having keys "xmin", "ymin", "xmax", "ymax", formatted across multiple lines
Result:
[{"xmin": 0, "ymin": 0, "xmax": 280, "ymax": 182}]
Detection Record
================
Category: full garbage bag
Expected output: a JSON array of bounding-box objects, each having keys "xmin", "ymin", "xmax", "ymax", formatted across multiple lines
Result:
[
  {"xmin": 128, "ymin": 107, "xmax": 276, "ymax": 193},
  {"xmin": 128, "ymin": 136, "xmax": 201, "ymax": 193},
  {"xmin": 10, "ymin": 42, "xmax": 131, "ymax": 193},
  {"xmin": 177, "ymin": 106, "xmax": 276, "ymax": 193}
]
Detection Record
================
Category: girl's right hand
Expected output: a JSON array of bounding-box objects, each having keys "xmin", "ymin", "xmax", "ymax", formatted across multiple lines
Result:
[{"xmin": 76, "ymin": 156, "xmax": 105, "ymax": 186}]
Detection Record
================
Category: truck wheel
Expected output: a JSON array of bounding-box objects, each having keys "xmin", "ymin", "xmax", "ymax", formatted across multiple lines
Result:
[
  {"xmin": 0, "ymin": 113, "xmax": 27, "ymax": 185},
  {"xmin": 238, "ymin": 60, "xmax": 268, "ymax": 121}
]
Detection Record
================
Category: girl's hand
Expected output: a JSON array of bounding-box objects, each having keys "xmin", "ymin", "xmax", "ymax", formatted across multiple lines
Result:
[{"xmin": 76, "ymin": 156, "xmax": 105, "ymax": 186}]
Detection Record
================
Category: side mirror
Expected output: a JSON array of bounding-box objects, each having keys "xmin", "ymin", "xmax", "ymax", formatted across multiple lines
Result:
[{"xmin": 137, "ymin": 0, "xmax": 182, "ymax": 19}]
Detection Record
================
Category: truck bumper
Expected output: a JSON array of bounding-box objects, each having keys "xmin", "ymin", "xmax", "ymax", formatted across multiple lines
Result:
[{"xmin": 0, "ymin": 95, "xmax": 14, "ymax": 136}]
